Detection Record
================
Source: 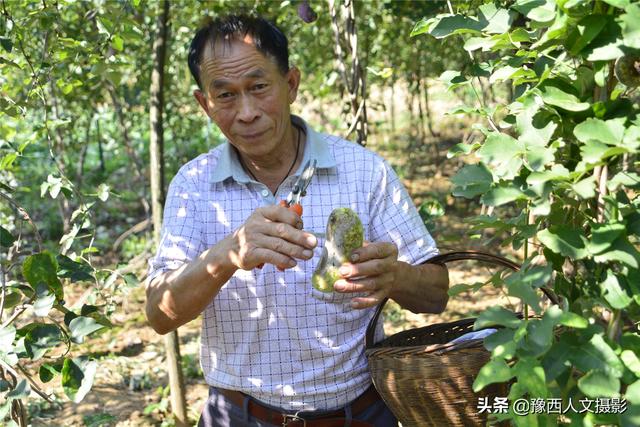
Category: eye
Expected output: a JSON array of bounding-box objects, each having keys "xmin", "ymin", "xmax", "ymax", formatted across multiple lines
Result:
[
  {"xmin": 252, "ymin": 83, "xmax": 268, "ymax": 91},
  {"xmin": 217, "ymin": 92, "xmax": 234, "ymax": 100}
]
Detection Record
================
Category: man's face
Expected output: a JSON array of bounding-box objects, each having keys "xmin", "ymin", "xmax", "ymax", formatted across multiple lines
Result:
[{"xmin": 194, "ymin": 35, "xmax": 300, "ymax": 157}]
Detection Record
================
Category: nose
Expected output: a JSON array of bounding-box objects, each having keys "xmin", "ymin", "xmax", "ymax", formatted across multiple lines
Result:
[{"xmin": 237, "ymin": 94, "xmax": 260, "ymax": 123}]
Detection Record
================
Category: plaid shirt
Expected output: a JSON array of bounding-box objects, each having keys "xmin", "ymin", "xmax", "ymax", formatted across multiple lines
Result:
[{"xmin": 148, "ymin": 115, "xmax": 438, "ymax": 411}]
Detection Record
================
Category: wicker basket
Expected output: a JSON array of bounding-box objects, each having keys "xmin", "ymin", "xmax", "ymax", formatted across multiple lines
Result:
[{"xmin": 365, "ymin": 251, "xmax": 556, "ymax": 427}]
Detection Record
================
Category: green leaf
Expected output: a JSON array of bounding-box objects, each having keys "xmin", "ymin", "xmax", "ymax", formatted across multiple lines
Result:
[
  {"xmin": 621, "ymin": 332, "xmax": 640, "ymax": 353},
  {"xmin": 463, "ymin": 37, "xmax": 494, "ymax": 52},
  {"xmin": 97, "ymin": 183, "xmax": 110, "ymax": 202},
  {"xmin": 537, "ymin": 227, "xmax": 589, "ymax": 259},
  {"xmin": 558, "ymin": 312, "xmax": 588, "ymax": 328},
  {"xmin": 627, "ymin": 379, "xmax": 640, "ymax": 405},
  {"xmin": 526, "ymin": 164, "xmax": 570, "ymax": 185},
  {"xmin": 593, "ymin": 237, "xmax": 640, "ymax": 268},
  {"xmin": 475, "ymin": 306, "xmax": 521, "ymax": 329},
  {"xmin": 440, "ymin": 70, "xmax": 468, "ymax": 90},
  {"xmin": 481, "ymin": 184, "xmax": 526, "ymax": 206},
  {"xmin": 484, "ymin": 328, "xmax": 518, "ymax": 359},
  {"xmin": 62, "ymin": 357, "xmax": 97, "ymax": 403},
  {"xmin": 450, "ymin": 164, "xmax": 493, "ymax": 198},
  {"xmin": 0, "ymin": 36, "xmax": 12, "ymax": 53},
  {"xmin": 621, "ymin": 350, "xmax": 640, "ymax": 377},
  {"xmin": 6, "ymin": 379, "xmax": 30, "ymax": 399},
  {"xmin": 572, "ymin": 176, "xmax": 597, "ymax": 199},
  {"xmin": 22, "ymin": 251, "xmax": 63, "ymax": 300},
  {"xmin": 524, "ymin": 145, "xmax": 556, "ymax": 171},
  {"xmin": 572, "ymin": 334, "xmax": 625, "ymax": 378},
  {"xmin": 430, "ymin": 15, "xmax": 484, "ymax": 39},
  {"xmin": 23, "ymin": 323, "xmax": 63, "ymax": 360},
  {"xmin": 514, "ymin": 357, "xmax": 548, "ymax": 397},
  {"xmin": 473, "ymin": 358, "xmax": 514, "ymax": 392},
  {"xmin": 608, "ymin": 172, "xmax": 640, "ymax": 192},
  {"xmin": 589, "ymin": 222, "xmax": 626, "ymax": 254},
  {"xmin": 477, "ymin": 133, "xmax": 524, "ymax": 180},
  {"xmin": 489, "ymin": 65, "xmax": 520, "ymax": 84},
  {"xmin": 69, "ymin": 316, "xmax": 107, "ymax": 344},
  {"xmin": 479, "ymin": 3, "xmax": 513, "ymax": 34},
  {"xmin": 568, "ymin": 15, "xmax": 608, "ymax": 55},
  {"xmin": 39, "ymin": 363, "xmax": 61, "ymax": 383},
  {"xmin": 448, "ymin": 282, "xmax": 481, "ymax": 297},
  {"xmin": 623, "ymin": 125, "xmax": 640, "ymax": 149},
  {"xmin": 524, "ymin": 313, "xmax": 556, "ymax": 355},
  {"xmin": 602, "ymin": 0, "xmax": 630, "ymax": 8},
  {"xmin": 539, "ymin": 86, "xmax": 590, "ymax": 111},
  {"xmin": 111, "ymin": 35, "xmax": 124, "ymax": 52},
  {"xmin": 578, "ymin": 370, "xmax": 620, "ymax": 398},
  {"xmin": 542, "ymin": 340, "xmax": 572, "ymax": 381},
  {"xmin": 574, "ymin": 118, "xmax": 626, "ymax": 145},
  {"xmin": 513, "ymin": 0, "xmax": 556, "ymax": 23},
  {"xmin": 33, "ymin": 288, "xmax": 56, "ymax": 317},
  {"xmin": 0, "ymin": 226, "xmax": 15, "ymax": 247},
  {"xmin": 621, "ymin": 4, "xmax": 640, "ymax": 49},
  {"xmin": 515, "ymin": 96, "xmax": 557, "ymax": 146},
  {"xmin": 580, "ymin": 139, "xmax": 627, "ymax": 164},
  {"xmin": 57, "ymin": 255, "xmax": 93, "ymax": 282},
  {"xmin": 447, "ymin": 142, "xmax": 477, "ymax": 158},
  {"xmin": 410, "ymin": 17, "xmax": 437, "ymax": 37},
  {"xmin": 600, "ymin": 270, "xmax": 632, "ymax": 309},
  {"xmin": 0, "ymin": 325, "xmax": 16, "ymax": 348}
]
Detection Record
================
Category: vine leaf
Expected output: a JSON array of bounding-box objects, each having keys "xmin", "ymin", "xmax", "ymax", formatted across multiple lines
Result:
[{"xmin": 62, "ymin": 357, "xmax": 97, "ymax": 403}]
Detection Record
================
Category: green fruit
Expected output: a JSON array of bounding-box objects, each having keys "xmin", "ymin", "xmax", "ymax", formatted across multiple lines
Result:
[
  {"xmin": 614, "ymin": 55, "xmax": 640, "ymax": 88},
  {"xmin": 312, "ymin": 208, "xmax": 364, "ymax": 293}
]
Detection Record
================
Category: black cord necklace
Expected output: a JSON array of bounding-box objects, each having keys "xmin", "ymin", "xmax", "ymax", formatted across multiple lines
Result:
[{"xmin": 240, "ymin": 124, "xmax": 303, "ymax": 192}]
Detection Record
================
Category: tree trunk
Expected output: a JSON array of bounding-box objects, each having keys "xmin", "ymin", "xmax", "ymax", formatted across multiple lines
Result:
[
  {"xmin": 389, "ymin": 81, "xmax": 396, "ymax": 135},
  {"xmin": 149, "ymin": 1, "xmax": 188, "ymax": 426},
  {"xmin": 328, "ymin": 0, "xmax": 368, "ymax": 145}
]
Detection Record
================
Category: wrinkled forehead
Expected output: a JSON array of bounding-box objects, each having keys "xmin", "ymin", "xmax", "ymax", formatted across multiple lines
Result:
[{"xmin": 202, "ymin": 33, "xmax": 275, "ymax": 67}]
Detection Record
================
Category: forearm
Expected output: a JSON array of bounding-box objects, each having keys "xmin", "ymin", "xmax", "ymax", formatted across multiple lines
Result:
[
  {"xmin": 145, "ymin": 237, "xmax": 237, "ymax": 334},
  {"xmin": 389, "ymin": 262, "xmax": 449, "ymax": 314}
]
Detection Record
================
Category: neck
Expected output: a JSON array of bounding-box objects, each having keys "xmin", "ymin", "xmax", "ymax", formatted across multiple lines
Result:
[{"xmin": 239, "ymin": 123, "xmax": 304, "ymax": 194}]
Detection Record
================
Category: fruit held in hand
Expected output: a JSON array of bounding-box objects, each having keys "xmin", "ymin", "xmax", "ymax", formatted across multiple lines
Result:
[
  {"xmin": 614, "ymin": 55, "xmax": 640, "ymax": 88},
  {"xmin": 312, "ymin": 208, "xmax": 363, "ymax": 292}
]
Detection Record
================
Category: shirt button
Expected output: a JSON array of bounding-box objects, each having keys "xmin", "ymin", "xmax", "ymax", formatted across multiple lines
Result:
[{"xmin": 261, "ymin": 189, "xmax": 269, "ymax": 197}]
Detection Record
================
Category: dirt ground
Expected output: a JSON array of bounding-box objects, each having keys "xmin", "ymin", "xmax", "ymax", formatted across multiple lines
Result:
[{"xmin": 24, "ymin": 125, "xmax": 522, "ymax": 426}]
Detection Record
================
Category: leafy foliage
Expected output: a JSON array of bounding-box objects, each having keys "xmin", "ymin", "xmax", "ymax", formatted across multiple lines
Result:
[{"xmin": 415, "ymin": 0, "xmax": 640, "ymax": 424}]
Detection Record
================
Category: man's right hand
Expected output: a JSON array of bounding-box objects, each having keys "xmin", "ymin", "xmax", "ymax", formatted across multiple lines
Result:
[{"xmin": 224, "ymin": 205, "xmax": 318, "ymax": 270}]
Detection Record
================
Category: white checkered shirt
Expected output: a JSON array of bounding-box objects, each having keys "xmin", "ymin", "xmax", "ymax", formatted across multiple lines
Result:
[{"xmin": 148, "ymin": 116, "xmax": 439, "ymax": 411}]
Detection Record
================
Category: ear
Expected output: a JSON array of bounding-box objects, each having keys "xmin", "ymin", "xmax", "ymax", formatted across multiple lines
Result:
[
  {"xmin": 194, "ymin": 89, "xmax": 210, "ymax": 116},
  {"xmin": 286, "ymin": 66, "xmax": 301, "ymax": 104}
]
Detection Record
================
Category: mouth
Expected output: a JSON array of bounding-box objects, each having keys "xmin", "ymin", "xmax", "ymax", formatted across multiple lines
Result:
[{"xmin": 240, "ymin": 130, "xmax": 268, "ymax": 139}]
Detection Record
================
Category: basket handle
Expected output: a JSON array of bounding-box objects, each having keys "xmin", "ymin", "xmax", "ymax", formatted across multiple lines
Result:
[{"xmin": 364, "ymin": 250, "xmax": 557, "ymax": 349}]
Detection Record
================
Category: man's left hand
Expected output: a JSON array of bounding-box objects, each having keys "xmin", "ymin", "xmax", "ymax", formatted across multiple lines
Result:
[{"xmin": 333, "ymin": 241, "xmax": 399, "ymax": 309}]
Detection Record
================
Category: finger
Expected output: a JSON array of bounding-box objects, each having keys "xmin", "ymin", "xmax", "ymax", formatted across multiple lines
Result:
[
  {"xmin": 251, "ymin": 247, "xmax": 297, "ymax": 270},
  {"xmin": 338, "ymin": 259, "xmax": 392, "ymax": 279},
  {"xmin": 349, "ymin": 241, "xmax": 397, "ymax": 263},
  {"xmin": 262, "ymin": 221, "xmax": 317, "ymax": 250},
  {"xmin": 260, "ymin": 204, "xmax": 303, "ymax": 228},
  {"xmin": 259, "ymin": 235, "xmax": 315, "ymax": 261},
  {"xmin": 333, "ymin": 277, "xmax": 378, "ymax": 294},
  {"xmin": 351, "ymin": 289, "xmax": 388, "ymax": 309}
]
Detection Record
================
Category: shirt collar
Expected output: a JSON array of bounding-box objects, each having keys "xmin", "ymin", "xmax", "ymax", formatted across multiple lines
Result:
[{"xmin": 211, "ymin": 115, "xmax": 336, "ymax": 184}]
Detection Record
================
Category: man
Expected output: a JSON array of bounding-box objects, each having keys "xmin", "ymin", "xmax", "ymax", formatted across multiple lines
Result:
[{"xmin": 145, "ymin": 14, "xmax": 449, "ymax": 427}]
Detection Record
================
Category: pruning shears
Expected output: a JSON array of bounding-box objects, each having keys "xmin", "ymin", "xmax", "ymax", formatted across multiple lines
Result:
[
  {"xmin": 257, "ymin": 159, "xmax": 317, "ymax": 270},
  {"xmin": 278, "ymin": 159, "xmax": 317, "ymax": 216}
]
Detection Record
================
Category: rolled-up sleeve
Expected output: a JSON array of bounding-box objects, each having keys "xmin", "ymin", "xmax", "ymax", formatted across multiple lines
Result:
[
  {"xmin": 147, "ymin": 178, "xmax": 205, "ymax": 282},
  {"xmin": 368, "ymin": 159, "xmax": 439, "ymax": 265}
]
